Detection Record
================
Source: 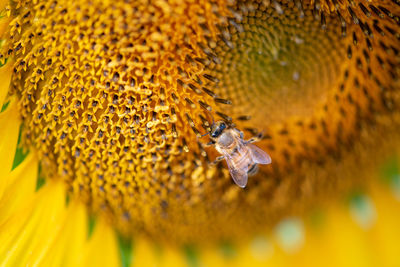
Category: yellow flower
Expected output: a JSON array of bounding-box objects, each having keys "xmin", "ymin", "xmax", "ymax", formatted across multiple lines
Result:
[{"xmin": 0, "ymin": 0, "xmax": 399, "ymax": 266}]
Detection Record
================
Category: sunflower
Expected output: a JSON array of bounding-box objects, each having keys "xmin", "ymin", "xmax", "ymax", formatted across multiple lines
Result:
[{"xmin": 0, "ymin": 0, "xmax": 399, "ymax": 266}]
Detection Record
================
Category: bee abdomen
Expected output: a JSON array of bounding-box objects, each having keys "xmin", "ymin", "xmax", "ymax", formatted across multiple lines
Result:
[{"xmin": 248, "ymin": 164, "xmax": 259, "ymax": 176}]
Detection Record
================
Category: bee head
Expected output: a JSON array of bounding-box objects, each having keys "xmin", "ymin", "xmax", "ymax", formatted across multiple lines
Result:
[{"xmin": 210, "ymin": 121, "xmax": 227, "ymax": 138}]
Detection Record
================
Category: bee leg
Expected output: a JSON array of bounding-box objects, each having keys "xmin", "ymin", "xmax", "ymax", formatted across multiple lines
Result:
[
  {"xmin": 198, "ymin": 140, "xmax": 215, "ymax": 148},
  {"xmin": 211, "ymin": 156, "xmax": 225, "ymax": 165},
  {"xmin": 234, "ymin": 128, "xmax": 244, "ymax": 139},
  {"xmin": 204, "ymin": 140, "xmax": 215, "ymax": 147},
  {"xmin": 239, "ymin": 130, "xmax": 244, "ymax": 139},
  {"xmin": 246, "ymin": 132, "xmax": 263, "ymax": 144}
]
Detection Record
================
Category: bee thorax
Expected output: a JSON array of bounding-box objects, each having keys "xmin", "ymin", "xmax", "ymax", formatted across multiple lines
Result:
[{"xmin": 218, "ymin": 132, "xmax": 235, "ymax": 147}]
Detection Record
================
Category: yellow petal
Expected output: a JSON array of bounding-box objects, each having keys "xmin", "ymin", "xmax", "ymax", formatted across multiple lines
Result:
[
  {"xmin": 195, "ymin": 181, "xmax": 400, "ymax": 267},
  {"xmin": 200, "ymin": 247, "xmax": 233, "ymax": 267},
  {"xmin": 131, "ymin": 238, "xmax": 159, "ymax": 267},
  {"xmin": 366, "ymin": 184, "xmax": 400, "ymax": 267},
  {"xmin": 0, "ymin": 62, "xmax": 12, "ymax": 107},
  {"xmin": 0, "ymin": 181, "xmax": 67, "ymax": 267},
  {"xmin": 132, "ymin": 238, "xmax": 187, "ymax": 267},
  {"xmin": 0, "ymin": 153, "xmax": 37, "ymax": 224},
  {"xmin": 79, "ymin": 217, "xmax": 120, "ymax": 267},
  {"xmin": 0, "ymin": 98, "xmax": 20, "ymax": 198},
  {"xmin": 158, "ymin": 247, "xmax": 188, "ymax": 267},
  {"xmin": 29, "ymin": 199, "xmax": 88, "ymax": 267}
]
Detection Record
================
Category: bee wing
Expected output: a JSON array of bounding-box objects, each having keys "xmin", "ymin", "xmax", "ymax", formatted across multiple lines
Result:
[
  {"xmin": 225, "ymin": 155, "xmax": 249, "ymax": 188},
  {"xmin": 248, "ymin": 144, "xmax": 271, "ymax": 165}
]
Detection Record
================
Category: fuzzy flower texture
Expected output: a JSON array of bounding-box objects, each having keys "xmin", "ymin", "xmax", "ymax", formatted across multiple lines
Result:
[{"xmin": 0, "ymin": 0, "xmax": 399, "ymax": 266}]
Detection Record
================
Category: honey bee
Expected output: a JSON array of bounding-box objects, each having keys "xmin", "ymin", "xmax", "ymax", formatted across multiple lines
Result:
[{"xmin": 208, "ymin": 121, "xmax": 271, "ymax": 188}]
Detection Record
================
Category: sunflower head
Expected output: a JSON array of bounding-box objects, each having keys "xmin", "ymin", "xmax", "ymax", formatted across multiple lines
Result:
[{"xmin": 1, "ymin": 0, "xmax": 399, "ymax": 245}]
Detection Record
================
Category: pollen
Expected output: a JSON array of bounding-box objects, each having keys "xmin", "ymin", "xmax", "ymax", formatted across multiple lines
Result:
[{"xmin": 1, "ymin": 0, "xmax": 399, "ymax": 245}]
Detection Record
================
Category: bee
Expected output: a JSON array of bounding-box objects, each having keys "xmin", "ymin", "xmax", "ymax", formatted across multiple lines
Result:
[{"xmin": 208, "ymin": 121, "xmax": 271, "ymax": 188}]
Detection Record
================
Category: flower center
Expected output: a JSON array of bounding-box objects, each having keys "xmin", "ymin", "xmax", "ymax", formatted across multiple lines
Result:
[{"xmin": 209, "ymin": 3, "xmax": 345, "ymax": 124}]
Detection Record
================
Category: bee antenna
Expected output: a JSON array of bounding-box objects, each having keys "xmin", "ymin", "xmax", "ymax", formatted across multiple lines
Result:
[{"xmin": 200, "ymin": 132, "xmax": 210, "ymax": 138}]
